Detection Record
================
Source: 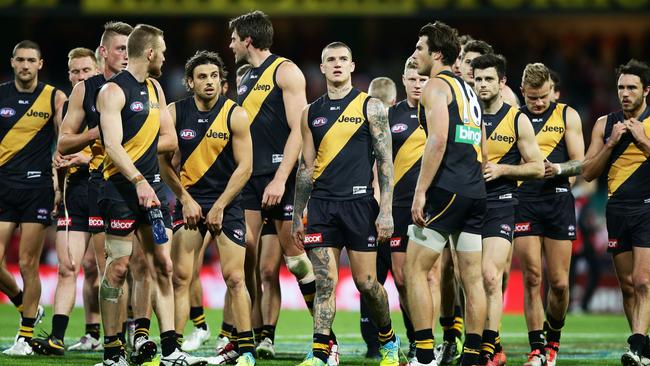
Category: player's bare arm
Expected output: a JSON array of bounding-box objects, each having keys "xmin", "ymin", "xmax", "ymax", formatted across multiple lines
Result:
[
  {"xmin": 546, "ymin": 106, "xmax": 585, "ymax": 178},
  {"xmin": 262, "ymin": 62, "xmax": 307, "ymax": 208},
  {"xmin": 412, "ymin": 78, "xmax": 450, "ymax": 226},
  {"xmin": 152, "ymin": 78, "xmax": 177, "ymax": 154},
  {"xmin": 206, "ymin": 106, "xmax": 253, "ymax": 234},
  {"xmin": 367, "ymin": 97, "xmax": 394, "ymax": 243},
  {"xmin": 291, "ymin": 105, "xmax": 315, "ymax": 248},
  {"xmin": 58, "ymin": 82, "xmax": 99, "ymax": 155},
  {"xmin": 582, "ymin": 116, "xmax": 622, "ymax": 182}
]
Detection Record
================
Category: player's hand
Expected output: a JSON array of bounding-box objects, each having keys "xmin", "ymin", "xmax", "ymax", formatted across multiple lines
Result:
[
  {"xmin": 87, "ymin": 127, "xmax": 100, "ymax": 141},
  {"xmin": 292, "ymin": 219, "xmax": 305, "ymax": 250},
  {"xmin": 544, "ymin": 159, "xmax": 559, "ymax": 179},
  {"xmin": 53, "ymin": 152, "xmax": 70, "ymax": 168},
  {"xmin": 375, "ymin": 210, "xmax": 394, "ymax": 243},
  {"xmin": 181, "ymin": 195, "xmax": 203, "ymax": 230},
  {"xmin": 483, "ymin": 162, "xmax": 504, "ymax": 182},
  {"xmin": 606, "ymin": 121, "xmax": 627, "ymax": 148},
  {"xmin": 411, "ymin": 191, "xmax": 427, "ymax": 227},
  {"xmin": 624, "ymin": 118, "xmax": 647, "ymax": 143},
  {"xmin": 52, "ymin": 189, "xmax": 62, "ymax": 218},
  {"xmin": 136, "ymin": 180, "xmax": 160, "ymax": 209},
  {"xmin": 262, "ymin": 177, "xmax": 286, "ymax": 209},
  {"xmin": 205, "ymin": 204, "xmax": 224, "ymax": 235},
  {"xmin": 64, "ymin": 153, "xmax": 90, "ymax": 167}
]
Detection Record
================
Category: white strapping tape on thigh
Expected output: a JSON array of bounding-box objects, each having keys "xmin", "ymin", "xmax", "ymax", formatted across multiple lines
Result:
[
  {"xmin": 105, "ymin": 238, "xmax": 133, "ymax": 263},
  {"xmin": 407, "ymin": 224, "xmax": 447, "ymax": 253},
  {"xmin": 455, "ymin": 231, "xmax": 483, "ymax": 252}
]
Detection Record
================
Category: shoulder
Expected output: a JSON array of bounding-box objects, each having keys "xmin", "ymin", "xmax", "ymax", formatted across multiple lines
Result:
[{"xmin": 276, "ymin": 61, "xmax": 305, "ymax": 88}]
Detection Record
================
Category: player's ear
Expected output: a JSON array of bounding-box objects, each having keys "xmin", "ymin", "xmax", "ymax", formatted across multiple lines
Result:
[
  {"xmin": 350, "ymin": 61, "xmax": 355, "ymax": 73},
  {"xmin": 644, "ymin": 85, "xmax": 650, "ymax": 98},
  {"xmin": 187, "ymin": 77, "xmax": 194, "ymax": 90},
  {"xmin": 319, "ymin": 63, "xmax": 325, "ymax": 75},
  {"xmin": 38, "ymin": 58, "xmax": 43, "ymax": 70}
]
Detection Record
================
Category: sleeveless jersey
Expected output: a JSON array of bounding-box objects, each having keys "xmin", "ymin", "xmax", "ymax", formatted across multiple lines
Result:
[
  {"xmin": 518, "ymin": 102, "xmax": 570, "ymax": 200},
  {"xmin": 62, "ymin": 100, "xmax": 92, "ymax": 182},
  {"xmin": 0, "ymin": 81, "xmax": 56, "ymax": 188},
  {"xmin": 484, "ymin": 103, "xmax": 521, "ymax": 206},
  {"xmin": 604, "ymin": 107, "xmax": 650, "ymax": 215},
  {"xmin": 101, "ymin": 71, "xmax": 160, "ymax": 184},
  {"xmin": 420, "ymin": 70, "xmax": 485, "ymax": 199},
  {"xmin": 390, "ymin": 100, "xmax": 425, "ymax": 207},
  {"xmin": 237, "ymin": 54, "xmax": 290, "ymax": 176},
  {"xmin": 308, "ymin": 88, "xmax": 374, "ymax": 200},
  {"xmin": 175, "ymin": 95, "xmax": 238, "ymax": 201},
  {"xmin": 83, "ymin": 74, "xmax": 107, "ymax": 172}
]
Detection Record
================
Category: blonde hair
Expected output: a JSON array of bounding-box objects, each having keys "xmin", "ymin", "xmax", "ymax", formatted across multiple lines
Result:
[
  {"xmin": 127, "ymin": 24, "xmax": 164, "ymax": 59},
  {"xmin": 100, "ymin": 21, "xmax": 133, "ymax": 47},
  {"xmin": 68, "ymin": 47, "xmax": 97, "ymax": 64},
  {"xmin": 522, "ymin": 63, "xmax": 550, "ymax": 88},
  {"xmin": 369, "ymin": 77, "xmax": 396, "ymax": 107}
]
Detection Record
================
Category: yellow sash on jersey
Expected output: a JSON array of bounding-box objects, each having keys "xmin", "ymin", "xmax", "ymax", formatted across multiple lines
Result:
[{"xmin": 241, "ymin": 57, "xmax": 287, "ymax": 126}]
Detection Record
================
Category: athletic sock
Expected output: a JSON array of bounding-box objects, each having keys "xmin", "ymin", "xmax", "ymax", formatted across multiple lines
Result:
[
  {"xmin": 494, "ymin": 331, "xmax": 503, "ymax": 353},
  {"xmin": 254, "ymin": 327, "xmax": 264, "ymax": 344},
  {"xmin": 52, "ymin": 314, "xmax": 70, "ymax": 341},
  {"xmin": 117, "ymin": 321, "xmax": 127, "ymax": 345},
  {"xmin": 237, "ymin": 330, "xmax": 256, "ymax": 355},
  {"xmin": 629, "ymin": 333, "xmax": 647, "ymax": 354},
  {"xmin": 480, "ymin": 329, "xmax": 498, "ymax": 360},
  {"xmin": 330, "ymin": 330, "xmax": 338, "ymax": 345},
  {"xmin": 261, "ymin": 325, "xmax": 276, "ymax": 343},
  {"xmin": 312, "ymin": 333, "xmax": 330, "ymax": 363},
  {"xmin": 440, "ymin": 316, "xmax": 457, "ymax": 343},
  {"xmin": 190, "ymin": 306, "xmax": 207, "ymax": 330},
  {"xmin": 19, "ymin": 317, "xmax": 36, "ymax": 341},
  {"xmin": 545, "ymin": 313, "xmax": 565, "ymax": 344},
  {"xmin": 528, "ymin": 330, "xmax": 546, "ymax": 354},
  {"xmin": 134, "ymin": 318, "xmax": 151, "ymax": 344},
  {"xmin": 160, "ymin": 330, "xmax": 177, "ymax": 357},
  {"xmin": 103, "ymin": 335, "xmax": 122, "ymax": 361},
  {"xmin": 298, "ymin": 280, "xmax": 316, "ymax": 312},
  {"xmin": 452, "ymin": 305, "xmax": 464, "ymax": 337},
  {"xmin": 400, "ymin": 303, "xmax": 416, "ymax": 344},
  {"xmin": 176, "ymin": 333, "xmax": 184, "ymax": 348},
  {"xmin": 460, "ymin": 333, "xmax": 481, "ymax": 366},
  {"xmin": 9, "ymin": 291, "xmax": 23, "ymax": 314},
  {"xmin": 231, "ymin": 328, "xmax": 239, "ymax": 352},
  {"xmin": 378, "ymin": 323, "xmax": 396, "ymax": 346},
  {"xmin": 86, "ymin": 323, "xmax": 101, "ymax": 340},
  {"xmin": 414, "ymin": 329, "xmax": 435, "ymax": 364},
  {"xmin": 219, "ymin": 322, "xmax": 234, "ymax": 339}
]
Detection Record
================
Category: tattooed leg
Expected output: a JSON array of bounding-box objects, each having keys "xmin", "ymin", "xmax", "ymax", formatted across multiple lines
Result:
[
  {"xmin": 348, "ymin": 250, "xmax": 391, "ymax": 328},
  {"xmin": 308, "ymin": 247, "xmax": 341, "ymax": 335}
]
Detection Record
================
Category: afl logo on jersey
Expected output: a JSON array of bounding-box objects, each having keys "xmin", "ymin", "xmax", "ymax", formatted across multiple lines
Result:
[
  {"xmin": 237, "ymin": 85, "xmax": 248, "ymax": 95},
  {"xmin": 0, "ymin": 107, "xmax": 15, "ymax": 118},
  {"xmin": 312, "ymin": 117, "xmax": 328, "ymax": 127},
  {"xmin": 180, "ymin": 129, "xmax": 197, "ymax": 140},
  {"xmin": 391, "ymin": 123, "xmax": 408, "ymax": 133},
  {"xmin": 130, "ymin": 101, "xmax": 144, "ymax": 112}
]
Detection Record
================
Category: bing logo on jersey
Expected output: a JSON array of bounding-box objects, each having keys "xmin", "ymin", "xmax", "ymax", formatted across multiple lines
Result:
[
  {"xmin": 0, "ymin": 107, "xmax": 15, "ymax": 118},
  {"xmin": 130, "ymin": 101, "xmax": 144, "ymax": 112},
  {"xmin": 312, "ymin": 117, "xmax": 328, "ymax": 127},
  {"xmin": 455, "ymin": 125, "xmax": 481, "ymax": 146}
]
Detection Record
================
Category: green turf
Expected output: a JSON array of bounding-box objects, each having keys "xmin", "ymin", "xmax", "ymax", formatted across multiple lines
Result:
[{"xmin": 0, "ymin": 303, "xmax": 631, "ymax": 365}]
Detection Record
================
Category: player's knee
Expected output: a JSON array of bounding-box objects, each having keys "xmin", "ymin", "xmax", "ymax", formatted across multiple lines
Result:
[
  {"xmin": 223, "ymin": 270, "xmax": 245, "ymax": 291},
  {"xmin": 83, "ymin": 257, "xmax": 98, "ymax": 278},
  {"xmin": 260, "ymin": 264, "xmax": 279, "ymax": 284},
  {"xmin": 353, "ymin": 276, "xmax": 378, "ymax": 295},
  {"xmin": 19, "ymin": 254, "xmax": 39, "ymax": 271},
  {"xmin": 57, "ymin": 261, "xmax": 78, "ymax": 279},
  {"xmin": 173, "ymin": 267, "xmax": 192, "ymax": 289},
  {"xmin": 392, "ymin": 267, "xmax": 405, "ymax": 290},
  {"xmin": 549, "ymin": 276, "xmax": 569, "ymax": 295},
  {"xmin": 107, "ymin": 257, "xmax": 130, "ymax": 283},
  {"xmin": 523, "ymin": 270, "xmax": 542, "ymax": 289},
  {"xmin": 482, "ymin": 267, "xmax": 500, "ymax": 296},
  {"xmin": 632, "ymin": 273, "xmax": 650, "ymax": 295}
]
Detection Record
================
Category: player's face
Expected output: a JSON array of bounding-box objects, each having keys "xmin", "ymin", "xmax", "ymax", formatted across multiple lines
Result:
[
  {"xmin": 148, "ymin": 38, "xmax": 166, "ymax": 78},
  {"xmin": 412, "ymin": 36, "xmax": 433, "ymax": 76},
  {"xmin": 452, "ymin": 46, "xmax": 464, "ymax": 77},
  {"xmin": 522, "ymin": 81, "xmax": 553, "ymax": 114},
  {"xmin": 618, "ymin": 74, "xmax": 649, "ymax": 113},
  {"xmin": 68, "ymin": 56, "xmax": 99, "ymax": 87},
  {"xmin": 403, "ymin": 68, "xmax": 428, "ymax": 102},
  {"xmin": 230, "ymin": 30, "xmax": 249, "ymax": 64},
  {"xmin": 103, "ymin": 34, "xmax": 128, "ymax": 74},
  {"xmin": 320, "ymin": 47, "xmax": 354, "ymax": 84},
  {"xmin": 189, "ymin": 63, "xmax": 221, "ymax": 100},
  {"xmin": 473, "ymin": 67, "xmax": 502, "ymax": 104},
  {"xmin": 460, "ymin": 51, "xmax": 480, "ymax": 86},
  {"xmin": 11, "ymin": 48, "xmax": 42, "ymax": 83}
]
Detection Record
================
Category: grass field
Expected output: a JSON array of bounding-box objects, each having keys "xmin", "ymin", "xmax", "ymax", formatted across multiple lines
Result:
[{"xmin": 0, "ymin": 304, "xmax": 630, "ymax": 365}]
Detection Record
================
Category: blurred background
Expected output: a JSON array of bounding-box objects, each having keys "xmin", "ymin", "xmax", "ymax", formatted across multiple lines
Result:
[{"xmin": 2, "ymin": 0, "xmax": 650, "ymax": 313}]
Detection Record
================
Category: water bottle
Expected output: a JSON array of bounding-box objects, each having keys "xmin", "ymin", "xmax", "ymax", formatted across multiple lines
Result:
[{"xmin": 147, "ymin": 207, "xmax": 168, "ymax": 245}]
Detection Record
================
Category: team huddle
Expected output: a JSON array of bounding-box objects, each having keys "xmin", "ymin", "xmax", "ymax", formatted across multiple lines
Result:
[{"xmin": 0, "ymin": 10, "xmax": 649, "ymax": 366}]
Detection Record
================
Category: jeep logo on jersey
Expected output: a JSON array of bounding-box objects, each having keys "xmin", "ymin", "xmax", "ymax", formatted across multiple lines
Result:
[
  {"xmin": 391, "ymin": 123, "xmax": 408, "ymax": 133},
  {"xmin": 237, "ymin": 85, "xmax": 248, "ymax": 95},
  {"xmin": 130, "ymin": 101, "xmax": 144, "ymax": 112},
  {"xmin": 455, "ymin": 125, "xmax": 481, "ymax": 145},
  {"xmin": 0, "ymin": 107, "xmax": 15, "ymax": 118},
  {"xmin": 206, "ymin": 129, "xmax": 229, "ymax": 139},
  {"xmin": 180, "ymin": 129, "xmax": 197, "ymax": 140},
  {"xmin": 312, "ymin": 117, "xmax": 328, "ymax": 127},
  {"xmin": 304, "ymin": 233, "xmax": 323, "ymax": 244},
  {"xmin": 253, "ymin": 84, "xmax": 271, "ymax": 92},
  {"xmin": 338, "ymin": 115, "xmax": 364, "ymax": 124},
  {"xmin": 542, "ymin": 125, "xmax": 565, "ymax": 134},
  {"xmin": 26, "ymin": 109, "xmax": 50, "ymax": 119},
  {"xmin": 490, "ymin": 133, "xmax": 515, "ymax": 144}
]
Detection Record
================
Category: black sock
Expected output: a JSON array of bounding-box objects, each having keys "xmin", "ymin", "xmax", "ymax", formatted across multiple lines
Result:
[
  {"xmin": 378, "ymin": 323, "xmax": 396, "ymax": 346},
  {"xmin": 51, "ymin": 314, "xmax": 69, "ymax": 341},
  {"xmin": 86, "ymin": 323, "xmax": 101, "ymax": 340},
  {"xmin": 644, "ymin": 335, "xmax": 650, "ymax": 357},
  {"xmin": 330, "ymin": 330, "xmax": 338, "ymax": 345},
  {"xmin": 545, "ymin": 313, "xmax": 565, "ymax": 344},
  {"xmin": 104, "ymin": 335, "xmax": 121, "ymax": 361},
  {"xmin": 176, "ymin": 333, "xmax": 184, "ymax": 348},
  {"xmin": 190, "ymin": 306, "xmax": 207, "ymax": 330},
  {"xmin": 19, "ymin": 317, "xmax": 36, "ymax": 341},
  {"xmin": 9, "ymin": 291, "xmax": 23, "ymax": 310},
  {"xmin": 480, "ymin": 329, "xmax": 498, "ymax": 360},
  {"xmin": 629, "ymin": 333, "xmax": 647, "ymax": 354},
  {"xmin": 161, "ymin": 330, "xmax": 177, "ymax": 357},
  {"xmin": 312, "ymin": 333, "xmax": 330, "ymax": 363},
  {"xmin": 261, "ymin": 325, "xmax": 276, "ymax": 343},
  {"xmin": 440, "ymin": 316, "xmax": 457, "ymax": 343},
  {"xmin": 134, "ymin": 318, "xmax": 151, "ymax": 344},
  {"xmin": 231, "ymin": 328, "xmax": 239, "ymax": 352},
  {"xmin": 219, "ymin": 322, "xmax": 234, "ymax": 338},
  {"xmin": 528, "ymin": 330, "xmax": 546, "ymax": 354},
  {"xmin": 298, "ymin": 280, "xmax": 316, "ymax": 312},
  {"xmin": 238, "ymin": 330, "xmax": 256, "ymax": 355},
  {"xmin": 461, "ymin": 333, "xmax": 481, "ymax": 366},
  {"xmin": 452, "ymin": 306, "xmax": 464, "ymax": 337},
  {"xmin": 414, "ymin": 329, "xmax": 435, "ymax": 364},
  {"xmin": 254, "ymin": 327, "xmax": 264, "ymax": 344},
  {"xmin": 400, "ymin": 304, "xmax": 415, "ymax": 344},
  {"xmin": 494, "ymin": 331, "xmax": 503, "ymax": 353}
]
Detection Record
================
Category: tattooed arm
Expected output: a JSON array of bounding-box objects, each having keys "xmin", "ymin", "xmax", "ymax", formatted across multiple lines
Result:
[
  {"xmin": 546, "ymin": 106, "xmax": 585, "ymax": 178},
  {"xmin": 292, "ymin": 105, "xmax": 316, "ymax": 248},
  {"xmin": 367, "ymin": 97, "xmax": 394, "ymax": 243}
]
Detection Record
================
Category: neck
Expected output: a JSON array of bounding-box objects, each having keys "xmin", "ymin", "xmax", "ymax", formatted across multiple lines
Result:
[
  {"xmin": 326, "ymin": 80, "xmax": 353, "ymax": 100},
  {"xmin": 126, "ymin": 61, "xmax": 149, "ymax": 83},
  {"xmin": 14, "ymin": 77, "xmax": 37, "ymax": 93},
  {"xmin": 406, "ymin": 97, "xmax": 418, "ymax": 108},
  {"xmin": 624, "ymin": 102, "xmax": 647, "ymax": 120},
  {"xmin": 483, "ymin": 95, "xmax": 503, "ymax": 114},
  {"xmin": 247, "ymin": 49, "xmax": 272, "ymax": 68},
  {"xmin": 430, "ymin": 63, "xmax": 451, "ymax": 78},
  {"xmin": 194, "ymin": 94, "xmax": 219, "ymax": 111}
]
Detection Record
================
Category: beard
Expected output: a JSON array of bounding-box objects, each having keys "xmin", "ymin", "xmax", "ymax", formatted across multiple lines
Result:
[
  {"xmin": 148, "ymin": 62, "xmax": 162, "ymax": 78},
  {"xmin": 623, "ymin": 96, "xmax": 644, "ymax": 112}
]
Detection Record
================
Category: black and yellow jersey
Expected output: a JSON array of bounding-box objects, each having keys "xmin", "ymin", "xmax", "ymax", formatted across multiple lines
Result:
[
  {"xmin": 390, "ymin": 99, "xmax": 425, "ymax": 207},
  {"xmin": 237, "ymin": 54, "xmax": 290, "ymax": 176},
  {"xmin": 62, "ymin": 101, "xmax": 91, "ymax": 182},
  {"xmin": 83, "ymin": 74, "xmax": 107, "ymax": 173},
  {"xmin": 604, "ymin": 107, "xmax": 650, "ymax": 215},
  {"xmin": 484, "ymin": 103, "xmax": 521, "ymax": 206},
  {"xmin": 100, "ymin": 71, "xmax": 160, "ymax": 184},
  {"xmin": 519, "ymin": 102, "xmax": 570, "ymax": 200},
  {"xmin": 307, "ymin": 88, "xmax": 374, "ymax": 200},
  {"xmin": 0, "ymin": 81, "xmax": 57, "ymax": 188},
  {"xmin": 420, "ymin": 70, "xmax": 485, "ymax": 199},
  {"xmin": 175, "ymin": 95, "xmax": 238, "ymax": 201}
]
